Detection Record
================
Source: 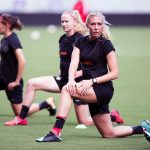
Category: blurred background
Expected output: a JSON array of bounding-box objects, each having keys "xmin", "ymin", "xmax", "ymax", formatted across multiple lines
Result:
[
  {"xmin": 0, "ymin": 0, "xmax": 150, "ymax": 26},
  {"xmin": 0, "ymin": 1, "xmax": 150, "ymax": 150}
]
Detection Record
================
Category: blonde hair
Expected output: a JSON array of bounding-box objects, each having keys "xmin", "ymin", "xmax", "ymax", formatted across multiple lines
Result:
[
  {"xmin": 62, "ymin": 10, "xmax": 88, "ymax": 35},
  {"xmin": 86, "ymin": 11, "xmax": 111, "ymax": 40}
]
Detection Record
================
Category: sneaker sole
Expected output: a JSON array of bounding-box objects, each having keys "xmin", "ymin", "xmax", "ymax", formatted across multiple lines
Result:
[
  {"xmin": 36, "ymin": 137, "xmax": 61, "ymax": 142},
  {"xmin": 144, "ymin": 131, "xmax": 150, "ymax": 143}
]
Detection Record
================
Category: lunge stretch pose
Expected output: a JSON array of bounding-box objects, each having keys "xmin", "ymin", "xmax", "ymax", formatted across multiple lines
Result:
[
  {"xmin": 0, "ymin": 13, "xmax": 56, "ymax": 125},
  {"xmin": 36, "ymin": 11, "xmax": 150, "ymax": 143},
  {"xmin": 4, "ymin": 11, "xmax": 123, "ymax": 126}
]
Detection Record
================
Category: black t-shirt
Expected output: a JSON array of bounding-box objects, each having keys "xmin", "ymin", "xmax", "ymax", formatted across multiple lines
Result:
[
  {"xmin": 74, "ymin": 35, "xmax": 115, "ymax": 80},
  {"xmin": 0, "ymin": 32, "xmax": 22, "ymax": 83},
  {"xmin": 59, "ymin": 32, "xmax": 82, "ymax": 83}
]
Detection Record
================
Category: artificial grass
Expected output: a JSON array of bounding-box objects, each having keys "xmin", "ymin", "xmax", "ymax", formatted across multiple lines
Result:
[{"xmin": 0, "ymin": 26, "xmax": 150, "ymax": 150}]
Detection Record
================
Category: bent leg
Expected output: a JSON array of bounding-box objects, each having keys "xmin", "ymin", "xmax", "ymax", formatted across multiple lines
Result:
[
  {"xmin": 23, "ymin": 76, "xmax": 60, "ymax": 107},
  {"xmin": 4, "ymin": 76, "xmax": 60, "ymax": 126},
  {"xmin": 57, "ymin": 84, "xmax": 97, "ymax": 117},
  {"xmin": 11, "ymin": 103, "xmax": 22, "ymax": 116},
  {"xmin": 56, "ymin": 87, "xmax": 73, "ymax": 117},
  {"xmin": 74, "ymin": 104, "xmax": 94, "ymax": 126},
  {"xmin": 11, "ymin": 103, "xmax": 43, "ymax": 116},
  {"xmin": 28, "ymin": 97, "xmax": 56, "ymax": 116},
  {"xmin": 93, "ymin": 113, "xmax": 133, "ymax": 138},
  {"xmin": 28, "ymin": 103, "xmax": 40, "ymax": 115}
]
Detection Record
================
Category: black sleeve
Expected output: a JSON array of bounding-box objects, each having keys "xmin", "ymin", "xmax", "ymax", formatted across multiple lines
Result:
[
  {"xmin": 10, "ymin": 36, "xmax": 22, "ymax": 51},
  {"xmin": 103, "ymin": 40, "xmax": 115, "ymax": 56},
  {"xmin": 59, "ymin": 34, "xmax": 65, "ymax": 44},
  {"xmin": 74, "ymin": 37, "xmax": 81, "ymax": 49}
]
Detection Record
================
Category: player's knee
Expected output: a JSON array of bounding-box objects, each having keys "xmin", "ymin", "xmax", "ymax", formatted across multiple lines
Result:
[
  {"xmin": 61, "ymin": 85, "xmax": 68, "ymax": 93},
  {"xmin": 101, "ymin": 130, "xmax": 116, "ymax": 138},
  {"xmin": 27, "ymin": 79, "xmax": 37, "ymax": 90}
]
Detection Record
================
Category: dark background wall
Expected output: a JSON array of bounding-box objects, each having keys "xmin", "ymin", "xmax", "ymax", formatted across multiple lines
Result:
[{"xmin": 10, "ymin": 13, "xmax": 150, "ymax": 26}]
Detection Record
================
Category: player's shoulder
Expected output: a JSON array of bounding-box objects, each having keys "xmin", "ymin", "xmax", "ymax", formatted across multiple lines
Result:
[
  {"xmin": 74, "ymin": 32, "xmax": 82, "ymax": 38},
  {"xmin": 59, "ymin": 34, "xmax": 66, "ymax": 43},
  {"xmin": 76, "ymin": 34, "xmax": 88, "ymax": 41}
]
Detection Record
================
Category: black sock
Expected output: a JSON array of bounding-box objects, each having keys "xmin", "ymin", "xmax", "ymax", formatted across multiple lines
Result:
[
  {"xmin": 110, "ymin": 115, "xmax": 116, "ymax": 122},
  {"xmin": 132, "ymin": 126, "xmax": 144, "ymax": 134},
  {"xmin": 19, "ymin": 105, "xmax": 29, "ymax": 119},
  {"xmin": 39, "ymin": 101, "xmax": 49, "ymax": 110},
  {"xmin": 53, "ymin": 116, "xmax": 66, "ymax": 129},
  {"xmin": 52, "ymin": 116, "xmax": 66, "ymax": 136}
]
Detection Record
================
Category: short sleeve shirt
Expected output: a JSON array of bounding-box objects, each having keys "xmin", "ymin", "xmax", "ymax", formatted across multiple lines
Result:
[
  {"xmin": 59, "ymin": 32, "xmax": 82, "ymax": 83},
  {"xmin": 0, "ymin": 32, "xmax": 22, "ymax": 83},
  {"xmin": 74, "ymin": 36, "xmax": 115, "ymax": 79}
]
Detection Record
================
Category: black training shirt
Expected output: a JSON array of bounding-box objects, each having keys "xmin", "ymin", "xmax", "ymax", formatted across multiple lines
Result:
[
  {"xmin": 0, "ymin": 32, "xmax": 22, "ymax": 84},
  {"xmin": 59, "ymin": 32, "xmax": 82, "ymax": 83},
  {"xmin": 74, "ymin": 35, "xmax": 115, "ymax": 79}
]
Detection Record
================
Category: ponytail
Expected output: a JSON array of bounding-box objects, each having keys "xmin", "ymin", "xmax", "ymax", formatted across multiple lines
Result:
[
  {"xmin": 0, "ymin": 13, "xmax": 23, "ymax": 31},
  {"xmin": 73, "ymin": 10, "xmax": 88, "ymax": 35}
]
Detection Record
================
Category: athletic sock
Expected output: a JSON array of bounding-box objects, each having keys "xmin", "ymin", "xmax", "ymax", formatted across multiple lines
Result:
[
  {"xmin": 39, "ymin": 101, "xmax": 50, "ymax": 110},
  {"xmin": 132, "ymin": 125, "xmax": 144, "ymax": 134},
  {"xmin": 19, "ymin": 105, "xmax": 29, "ymax": 119},
  {"xmin": 51, "ymin": 116, "xmax": 66, "ymax": 136}
]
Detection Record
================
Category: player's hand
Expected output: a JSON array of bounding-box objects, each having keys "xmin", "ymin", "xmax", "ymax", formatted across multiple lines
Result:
[
  {"xmin": 76, "ymin": 79, "xmax": 93, "ymax": 96},
  {"xmin": 8, "ymin": 81, "xmax": 20, "ymax": 91},
  {"xmin": 66, "ymin": 80, "xmax": 77, "ymax": 95}
]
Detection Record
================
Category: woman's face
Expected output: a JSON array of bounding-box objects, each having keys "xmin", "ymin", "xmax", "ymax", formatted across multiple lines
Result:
[
  {"xmin": 0, "ymin": 21, "xmax": 7, "ymax": 35},
  {"xmin": 61, "ymin": 13, "xmax": 76, "ymax": 33},
  {"xmin": 86, "ymin": 15, "xmax": 103, "ymax": 39}
]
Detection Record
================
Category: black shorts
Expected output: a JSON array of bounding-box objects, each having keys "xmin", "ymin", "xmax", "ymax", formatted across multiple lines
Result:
[
  {"xmin": 0, "ymin": 77, "xmax": 23, "ymax": 104},
  {"xmin": 89, "ymin": 82, "xmax": 114, "ymax": 117},
  {"xmin": 73, "ymin": 99, "xmax": 88, "ymax": 105},
  {"xmin": 53, "ymin": 76, "xmax": 66, "ymax": 90}
]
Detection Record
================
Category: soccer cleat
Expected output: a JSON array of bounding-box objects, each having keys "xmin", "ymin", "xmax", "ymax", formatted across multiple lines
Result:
[
  {"xmin": 4, "ymin": 116, "xmax": 28, "ymax": 126},
  {"xmin": 47, "ymin": 108, "xmax": 57, "ymax": 116},
  {"xmin": 36, "ymin": 132, "xmax": 62, "ymax": 142},
  {"xmin": 141, "ymin": 120, "xmax": 150, "ymax": 133},
  {"xmin": 46, "ymin": 97, "xmax": 57, "ymax": 116},
  {"xmin": 110, "ymin": 109, "xmax": 124, "ymax": 124},
  {"xmin": 144, "ymin": 131, "xmax": 150, "ymax": 143}
]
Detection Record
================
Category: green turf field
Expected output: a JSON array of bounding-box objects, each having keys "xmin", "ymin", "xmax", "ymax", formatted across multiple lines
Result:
[{"xmin": 0, "ymin": 26, "xmax": 150, "ymax": 150}]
